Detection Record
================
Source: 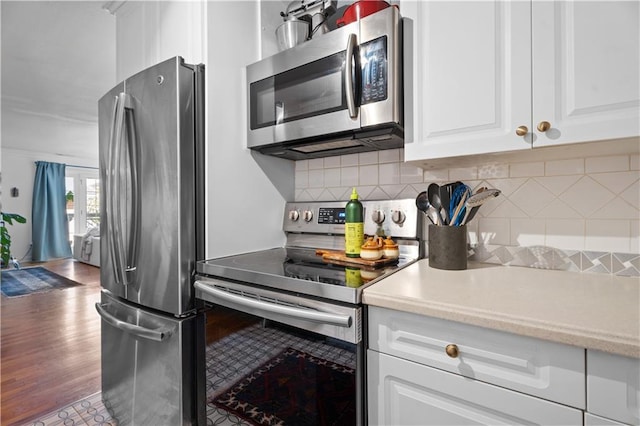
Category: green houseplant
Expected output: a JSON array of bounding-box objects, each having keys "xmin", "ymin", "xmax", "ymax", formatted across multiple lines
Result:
[{"xmin": 1, "ymin": 212, "xmax": 27, "ymax": 268}]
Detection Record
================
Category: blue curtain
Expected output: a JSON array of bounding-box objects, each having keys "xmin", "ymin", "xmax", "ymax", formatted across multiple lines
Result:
[{"xmin": 32, "ymin": 161, "xmax": 72, "ymax": 261}]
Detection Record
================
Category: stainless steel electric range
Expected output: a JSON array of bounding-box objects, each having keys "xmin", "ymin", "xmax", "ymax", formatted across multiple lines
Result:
[{"xmin": 195, "ymin": 199, "xmax": 423, "ymax": 425}]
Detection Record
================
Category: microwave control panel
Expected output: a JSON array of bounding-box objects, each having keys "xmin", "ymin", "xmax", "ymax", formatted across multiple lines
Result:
[{"xmin": 361, "ymin": 36, "xmax": 388, "ymax": 105}]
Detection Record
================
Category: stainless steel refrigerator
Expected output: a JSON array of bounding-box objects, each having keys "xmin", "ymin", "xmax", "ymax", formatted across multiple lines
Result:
[{"xmin": 96, "ymin": 56, "xmax": 206, "ymax": 425}]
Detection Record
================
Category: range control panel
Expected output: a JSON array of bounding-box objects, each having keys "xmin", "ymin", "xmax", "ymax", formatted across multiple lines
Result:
[{"xmin": 284, "ymin": 199, "xmax": 419, "ymax": 240}]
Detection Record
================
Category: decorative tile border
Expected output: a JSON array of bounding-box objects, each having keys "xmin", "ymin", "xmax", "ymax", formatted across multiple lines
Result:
[{"xmin": 470, "ymin": 245, "xmax": 640, "ymax": 277}]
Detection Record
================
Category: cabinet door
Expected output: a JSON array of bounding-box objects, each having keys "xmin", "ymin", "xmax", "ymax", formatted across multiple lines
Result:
[
  {"xmin": 403, "ymin": 0, "xmax": 532, "ymax": 162},
  {"xmin": 368, "ymin": 350, "xmax": 583, "ymax": 425},
  {"xmin": 532, "ymin": 1, "xmax": 640, "ymax": 147},
  {"xmin": 587, "ymin": 350, "xmax": 640, "ymax": 425}
]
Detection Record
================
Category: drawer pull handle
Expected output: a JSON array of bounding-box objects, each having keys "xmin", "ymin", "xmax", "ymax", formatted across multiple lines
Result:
[{"xmin": 445, "ymin": 344, "xmax": 459, "ymax": 358}]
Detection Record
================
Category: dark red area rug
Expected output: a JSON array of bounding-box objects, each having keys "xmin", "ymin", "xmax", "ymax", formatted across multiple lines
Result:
[{"xmin": 211, "ymin": 347, "xmax": 356, "ymax": 425}]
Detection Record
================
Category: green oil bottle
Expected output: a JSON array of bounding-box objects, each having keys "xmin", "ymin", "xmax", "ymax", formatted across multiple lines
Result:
[{"xmin": 345, "ymin": 187, "xmax": 364, "ymax": 258}]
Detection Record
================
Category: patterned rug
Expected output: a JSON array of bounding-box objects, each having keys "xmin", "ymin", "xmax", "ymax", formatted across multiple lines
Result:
[
  {"xmin": 1, "ymin": 266, "xmax": 81, "ymax": 297},
  {"xmin": 211, "ymin": 347, "xmax": 356, "ymax": 426},
  {"xmin": 26, "ymin": 323, "xmax": 357, "ymax": 425}
]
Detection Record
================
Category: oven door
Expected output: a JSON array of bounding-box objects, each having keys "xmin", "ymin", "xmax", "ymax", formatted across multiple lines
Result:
[{"xmin": 195, "ymin": 277, "xmax": 365, "ymax": 425}]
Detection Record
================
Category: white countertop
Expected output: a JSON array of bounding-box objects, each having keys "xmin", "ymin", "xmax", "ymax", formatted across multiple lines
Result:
[{"xmin": 362, "ymin": 260, "xmax": 640, "ymax": 358}]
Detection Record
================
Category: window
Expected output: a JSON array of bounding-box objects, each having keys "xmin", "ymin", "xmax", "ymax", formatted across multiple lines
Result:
[{"xmin": 65, "ymin": 169, "xmax": 100, "ymax": 246}]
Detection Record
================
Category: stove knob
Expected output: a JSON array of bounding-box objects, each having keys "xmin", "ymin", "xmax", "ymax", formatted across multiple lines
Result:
[
  {"xmin": 288, "ymin": 210, "xmax": 300, "ymax": 222},
  {"xmin": 371, "ymin": 210, "xmax": 386, "ymax": 224},
  {"xmin": 392, "ymin": 210, "xmax": 406, "ymax": 225},
  {"xmin": 303, "ymin": 210, "xmax": 314, "ymax": 222}
]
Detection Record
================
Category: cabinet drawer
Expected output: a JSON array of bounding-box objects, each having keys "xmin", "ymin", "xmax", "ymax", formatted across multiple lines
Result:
[
  {"xmin": 587, "ymin": 350, "xmax": 640, "ymax": 425},
  {"xmin": 368, "ymin": 350, "xmax": 583, "ymax": 425},
  {"xmin": 368, "ymin": 306, "xmax": 585, "ymax": 408}
]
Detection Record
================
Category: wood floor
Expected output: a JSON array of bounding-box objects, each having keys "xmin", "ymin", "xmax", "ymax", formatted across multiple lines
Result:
[
  {"xmin": 0, "ymin": 259, "xmax": 249, "ymax": 425},
  {"xmin": 1, "ymin": 258, "xmax": 102, "ymax": 426}
]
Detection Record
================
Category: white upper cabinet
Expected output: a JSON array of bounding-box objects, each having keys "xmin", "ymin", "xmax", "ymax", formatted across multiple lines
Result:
[
  {"xmin": 403, "ymin": 1, "xmax": 532, "ymax": 160},
  {"xmin": 532, "ymin": 1, "xmax": 640, "ymax": 148},
  {"xmin": 402, "ymin": 0, "xmax": 640, "ymax": 162}
]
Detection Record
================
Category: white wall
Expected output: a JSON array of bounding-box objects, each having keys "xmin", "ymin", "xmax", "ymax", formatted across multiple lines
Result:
[
  {"xmin": 114, "ymin": 1, "xmax": 205, "ymax": 81},
  {"xmin": 111, "ymin": 1, "xmax": 294, "ymax": 258},
  {"xmin": 205, "ymin": 1, "xmax": 294, "ymax": 258}
]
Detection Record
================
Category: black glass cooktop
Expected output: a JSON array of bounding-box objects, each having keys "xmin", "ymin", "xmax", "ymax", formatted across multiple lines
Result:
[{"xmin": 196, "ymin": 247, "xmax": 414, "ymax": 304}]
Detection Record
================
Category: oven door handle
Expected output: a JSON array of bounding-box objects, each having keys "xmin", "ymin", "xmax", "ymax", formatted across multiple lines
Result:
[{"xmin": 194, "ymin": 282, "xmax": 352, "ymax": 328}]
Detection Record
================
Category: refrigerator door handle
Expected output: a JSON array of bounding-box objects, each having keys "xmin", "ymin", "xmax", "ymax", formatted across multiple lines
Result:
[
  {"xmin": 106, "ymin": 93, "xmax": 126, "ymax": 285},
  {"xmin": 123, "ymin": 95, "xmax": 140, "ymax": 280},
  {"xmin": 107, "ymin": 92, "xmax": 140, "ymax": 286},
  {"xmin": 95, "ymin": 303, "xmax": 173, "ymax": 342}
]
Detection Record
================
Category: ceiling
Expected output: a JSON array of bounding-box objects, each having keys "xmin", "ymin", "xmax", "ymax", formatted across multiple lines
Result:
[{"xmin": 1, "ymin": 1, "xmax": 116, "ymax": 159}]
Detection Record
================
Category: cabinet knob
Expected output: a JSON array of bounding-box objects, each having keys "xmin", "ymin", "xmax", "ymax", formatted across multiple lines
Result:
[
  {"xmin": 515, "ymin": 125, "xmax": 529, "ymax": 136},
  {"xmin": 537, "ymin": 121, "xmax": 551, "ymax": 132},
  {"xmin": 445, "ymin": 344, "xmax": 459, "ymax": 358}
]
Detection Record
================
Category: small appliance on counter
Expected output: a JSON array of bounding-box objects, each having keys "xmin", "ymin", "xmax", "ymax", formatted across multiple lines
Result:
[{"xmin": 248, "ymin": 5, "xmax": 404, "ymax": 160}]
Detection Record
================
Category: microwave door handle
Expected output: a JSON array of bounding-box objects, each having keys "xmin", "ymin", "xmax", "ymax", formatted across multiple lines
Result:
[{"xmin": 345, "ymin": 33, "xmax": 359, "ymax": 119}]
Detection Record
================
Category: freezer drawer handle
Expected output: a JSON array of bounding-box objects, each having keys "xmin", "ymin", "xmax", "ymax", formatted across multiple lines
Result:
[
  {"xmin": 195, "ymin": 282, "xmax": 352, "ymax": 328},
  {"xmin": 95, "ymin": 303, "xmax": 172, "ymax": 342}
]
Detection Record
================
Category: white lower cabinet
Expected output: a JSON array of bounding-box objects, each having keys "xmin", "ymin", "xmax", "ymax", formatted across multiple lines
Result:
[
  {"xmin": 368, "ymin": 350, "xmax": 583, "ymax": 425},
  {"xmin": 367, "ymin": 307, "xmax": 585, "ymax": 425},
  {"xmin": 584, "ymin": 413, "xmax": 626, "ymax": 426},
  {"xmin": 587, "ymin": 350, "xmax": 640, "ymax": 425}
]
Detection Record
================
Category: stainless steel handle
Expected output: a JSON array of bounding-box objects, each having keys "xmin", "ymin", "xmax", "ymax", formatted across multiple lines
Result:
[
  {"xmin": 109, "ymin": 93, "xmax": 140, "ymax": 285},
  {"xmin": 95, "ymin": 303, "xmax": 172, "ymax": 342},
  {"xmin": 125, "ymin": 96, "xmax": 140, "ymax": 279},
  {"xmin": 345, "ymin": 33, "xmax": 358, "ymax": 119},
  {"xmin": 194, "ymin": 282, "xmax": 352, "ymax": 328},
  {"xmin": 107, "ymin": 94, "xmax": 126, "ymax": 285}
]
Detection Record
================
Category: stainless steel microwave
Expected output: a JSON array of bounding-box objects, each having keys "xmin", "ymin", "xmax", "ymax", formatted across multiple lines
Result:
[{"xmin": 246, "ymin": 6, "xmax": 403, "ymax": 160}]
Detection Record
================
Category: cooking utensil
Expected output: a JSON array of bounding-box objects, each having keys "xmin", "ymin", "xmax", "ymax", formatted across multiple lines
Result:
[
  {"xmin": 415, "ymin": 191, "xmax": 436, "ymax": 225},
  {"xmin": 460, "ymin": 188, "xmax": 501, "ymax": 225},
  {"xmin": 445, "ymin": 181, "xmax": 463, "ymax": 217},
  {"xmin": 336, "ymin": 0, "xmax": 393, "ymax": 27},
  {"xmin": 427, "ymin": 183, "xmax": 445, "ymax": 225},
  {"xmin": 439, "ymin": 186, "xmax": 450, "ymax": 225},
  {"xmin": 460, "ymin": 187, "xmax": 486, "ymax": 224},
  {"xmin": 449, "ymin": 188, "xmax": 470, "ymax": 226},
  {"xmin": 448, "ymin": 183, "xmax": 470, "ymax": 226}
]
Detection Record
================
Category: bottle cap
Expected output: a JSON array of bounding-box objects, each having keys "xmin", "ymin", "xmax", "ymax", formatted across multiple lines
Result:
[{"xmin": 350, "ymin": 187, "xmax": 358, "ymax": 200}]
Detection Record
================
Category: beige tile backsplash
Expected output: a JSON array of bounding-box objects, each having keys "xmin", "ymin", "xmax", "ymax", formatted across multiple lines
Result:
[{"xmin": 294, "ymin": 148, "xmax": 640, "ymax": 275}]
